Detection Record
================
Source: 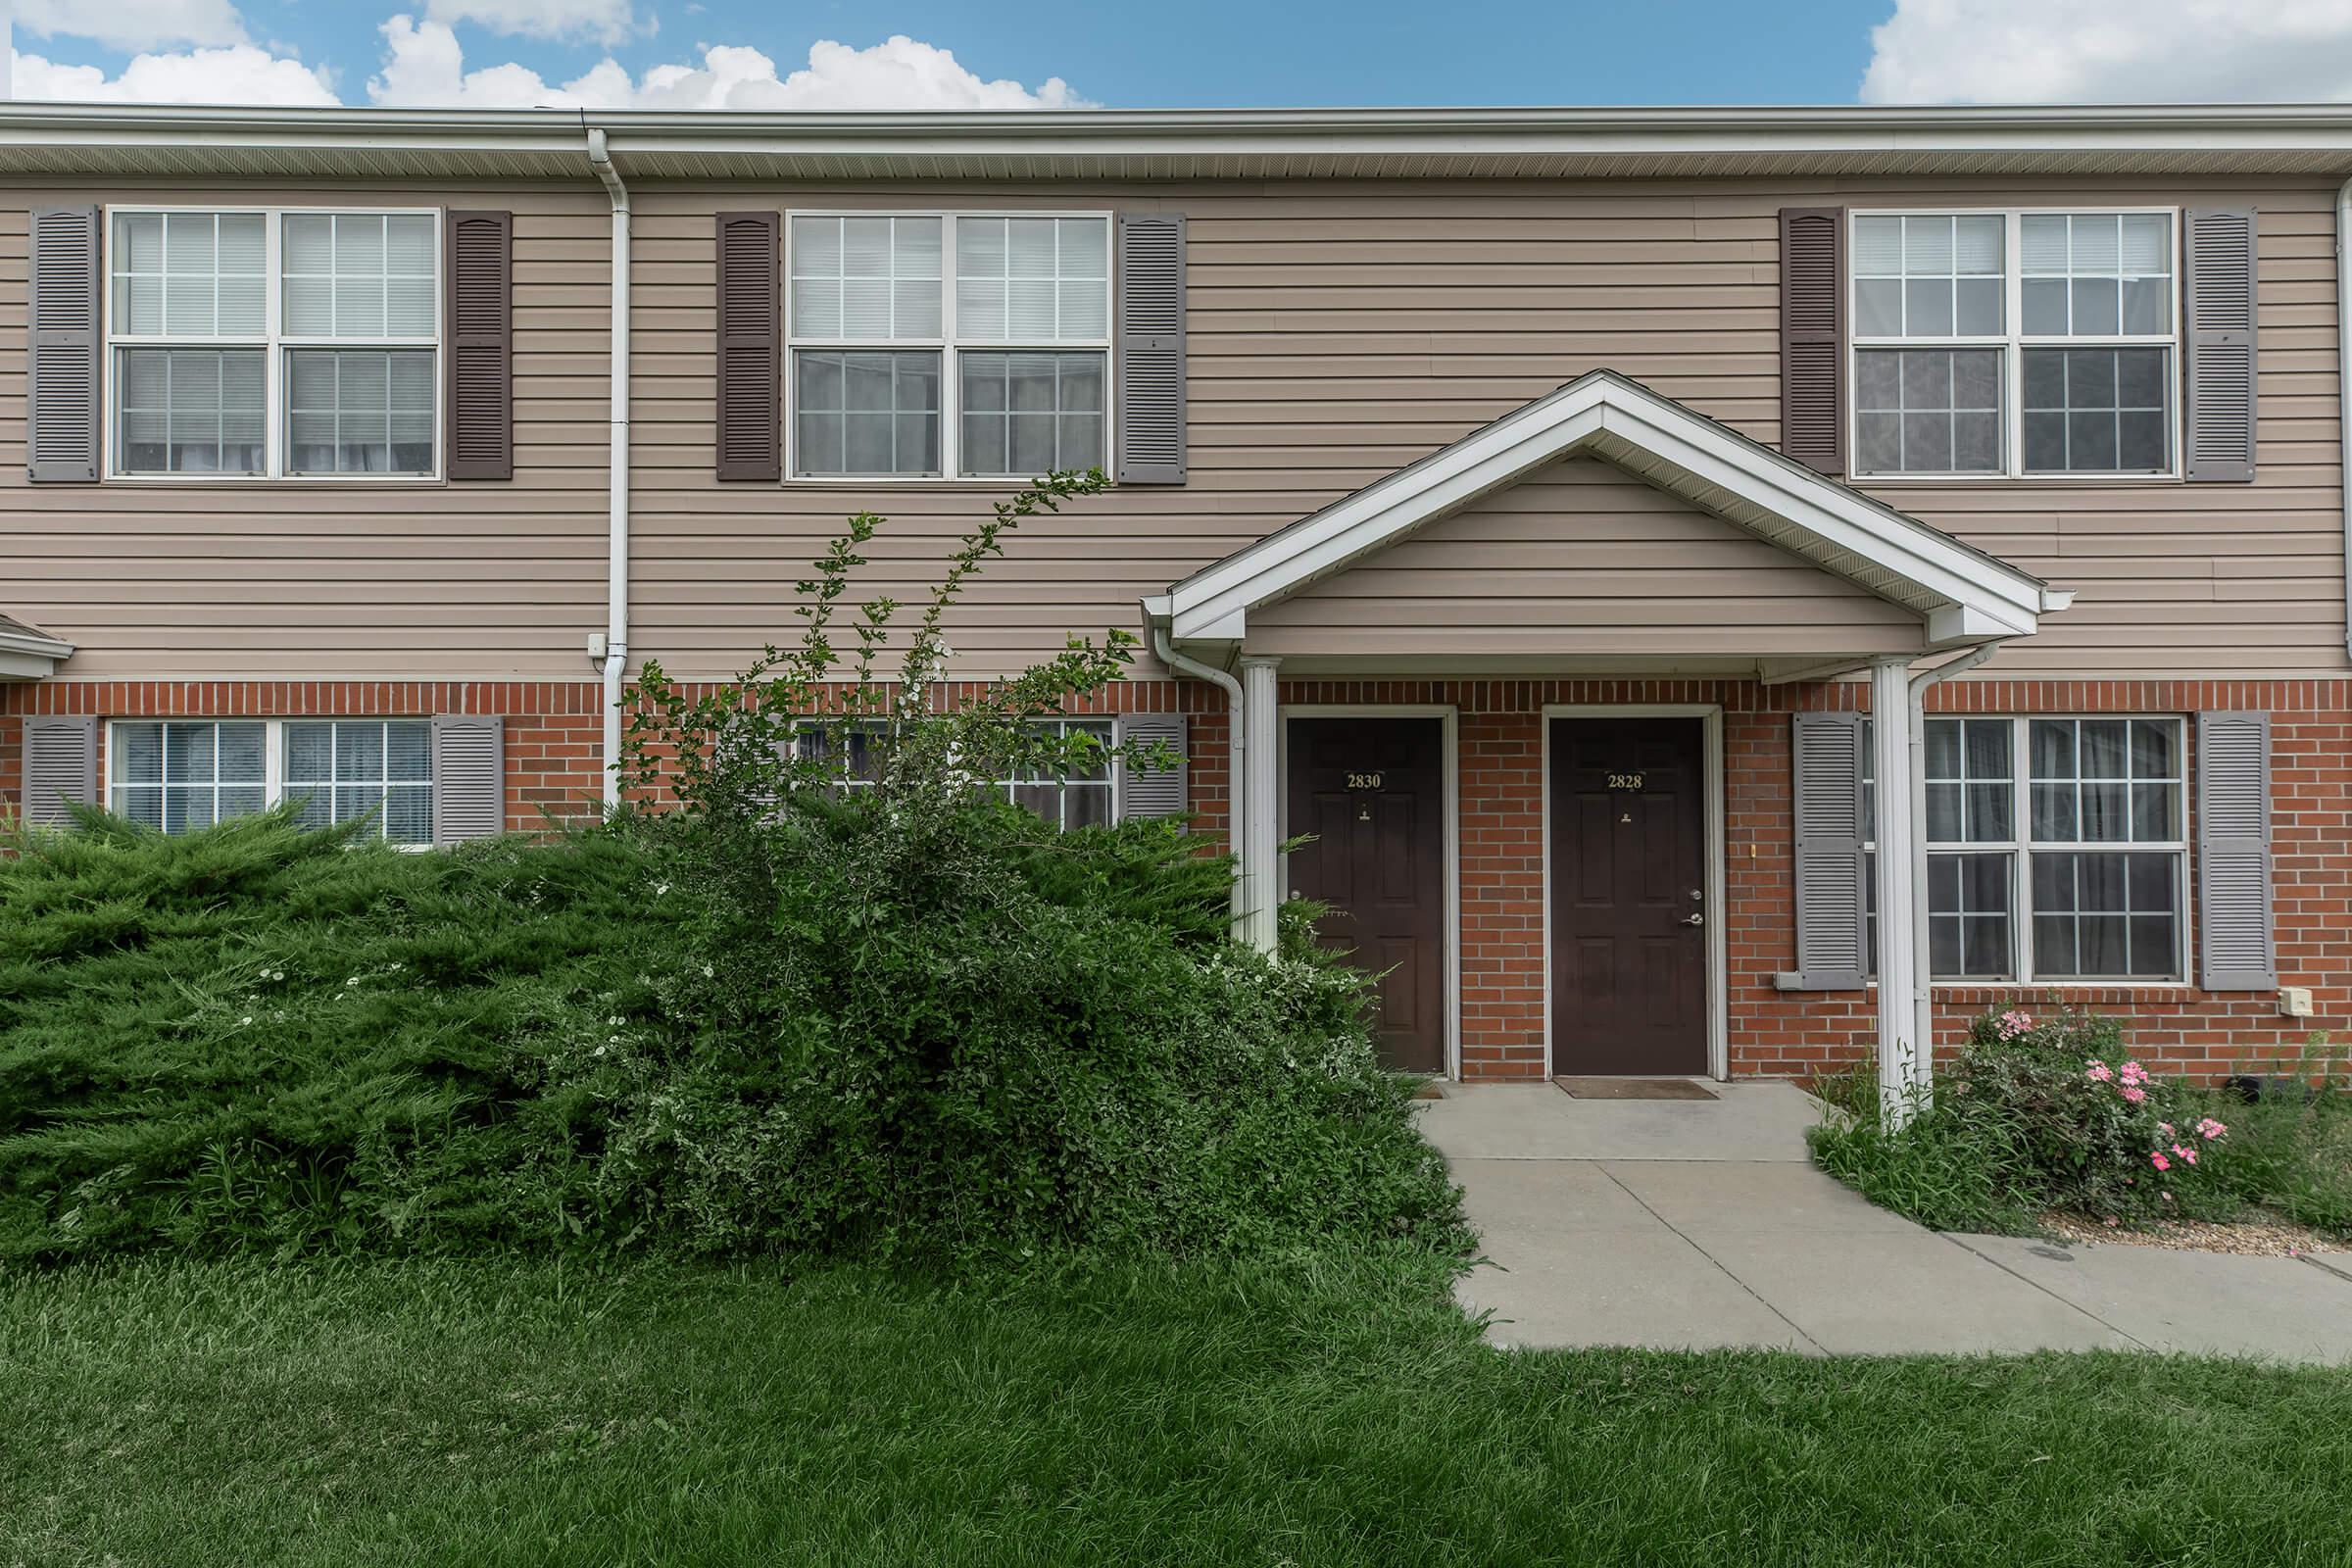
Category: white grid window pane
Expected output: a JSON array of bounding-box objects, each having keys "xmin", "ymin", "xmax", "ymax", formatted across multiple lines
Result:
[
  {"xmin": 790, "ymin": 216, "xmax": 943, "ymax": 341},
  {"xmin": 115, "ymin": 347, "xmax": 267, "ymax": 475},
  {"xmin": 955, "ymin": 217, "xmax": 1111, "ymax": 344},
  {"xmin": 794, "ymin": 350, "xmax": 941, "ymax": 476},
  {"xmin": 1852, "ymin": 213, "xmax": 2003, "ymax": 339},
  {"xmin": 286, "ymin": 349, "xmax": 437, "ymax": 475},
  {"xmin": 110, "ymin": 720, "xmax": 268, "ymax": 833},
  {"xmin": 2021, "ymin": 212, "xmax": 2173, "ymax": 338},
  {"xmin": 958, "ymin": 351, "xmax": 1106, "ymax": 476},
  {"xmin": 112, "ymin": 212, "xmax": 266, "ymax": 340},
  {"xmin": 284, "ymin": 719, "xmax": 435, "ymax": 845},
  {"xmin": 1002, "ymin": 718, "xmax": 1115, "ymax": 830},
  {"xmin": 283, "ymin": 213, "xmax": 437, "ymax": 340},
  {"xmin": 1853, "ymin": 348, "xmax": 2002, "ymax": 475},
  {"xmin": 2021, "ymin": 348, "xmax": 2170, "ymax": 475}
]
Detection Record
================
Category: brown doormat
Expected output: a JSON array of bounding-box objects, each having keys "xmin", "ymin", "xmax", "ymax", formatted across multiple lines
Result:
[{"xmin": 1554, "ymin": 1077, "xmax": 1719, "ymax": 1102}]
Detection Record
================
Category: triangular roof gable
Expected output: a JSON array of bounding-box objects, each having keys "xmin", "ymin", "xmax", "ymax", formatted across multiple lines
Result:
[{"xmin": 1157, "ymin": 370, "xmax": 2060, "ymax": 649}]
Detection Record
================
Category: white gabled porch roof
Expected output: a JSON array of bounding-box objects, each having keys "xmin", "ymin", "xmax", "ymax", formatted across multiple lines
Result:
[
  {"xmin": 0, "ymin": 613, "xmax": 74, "ymax": 682},
  {"xmin": 1147, "ymin": 369, "xmax": 2068, "ymax": 662}
]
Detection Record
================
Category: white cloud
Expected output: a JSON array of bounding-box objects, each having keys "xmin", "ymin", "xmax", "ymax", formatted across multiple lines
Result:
[
  {"xmin": 368, "ymin": 17, "xmax": 1089, "ymax": 110},
  {"xmin": 6, "ymin": 0, "xmax": 248, "ymax": 52},
  {"xmin": 422, "ymin": 0, "xmax": 644, "ymax": 47},
  {"xmin": 10, "ymin": 44, "xmax": 340, "ymax": 107},
  {"xmin": 1862, "ymin": 0, "xmax": 2352, "ymax": 104}
]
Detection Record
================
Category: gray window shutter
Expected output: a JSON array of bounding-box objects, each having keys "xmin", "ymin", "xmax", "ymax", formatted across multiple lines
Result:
[
  {"xmin": 22, "ymin": 714, "xmax": 98, "ymax": 827},
  {"xmin": 716, "ymin": 211, "xmax": 781, "ymax": 481},
  {"xmin": 1114, "ymin": 214, "xmax": 1186, "ymax": 484},
  {"xmin": 1118, "ymin": 712, "xmax": 1188, "ymax": 822},
  {"xmin": 432, "ymin": 714, "xmax": 505, "ymax": 844},
  {"xmin": 2196, "ymin": 710, "xmax": 2275, "ymax": 989},
  {"xmin": 445, "ymin": 210, "xmax": 514, "ymax": 480},
  {"xmin": 2184, "ymin": 208, "xmax": 2257, "ymax": 483},
  {"xmin": 1788, "ymin": 710, "xmax": 1867, "ymax": 990},
  {"xmin": 1779, "ymin": 207, "xmax": 1844, "ymax": 475},
  {"xmin": 28, "ymin": 206, "xmax": 101, "ymax": 483}
]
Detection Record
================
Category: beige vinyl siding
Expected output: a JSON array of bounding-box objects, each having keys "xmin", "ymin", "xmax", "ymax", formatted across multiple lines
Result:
[
  {"xmin": 0, "ymin": 176, "xmax": 2339, "ymax": 682},
  {"xmin": 623, "ymin": 177, "xmax": 2342, "ymax": 682},
  {"xmin": 1244, "ymin": 455, "xmax": 1927, "ymax": 661},
  {"xmin": 0, "ymin": 184, "xmax": 609, "ymax": 679}
]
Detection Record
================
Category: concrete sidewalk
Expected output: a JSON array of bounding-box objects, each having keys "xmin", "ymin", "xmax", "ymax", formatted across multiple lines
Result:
[{"xmin": 1423, "ymin": 1082, "xmax": 2352, "ymax": 1362}]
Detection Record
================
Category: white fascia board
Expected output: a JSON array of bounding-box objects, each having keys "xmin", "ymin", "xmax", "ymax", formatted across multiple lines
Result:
[
  {"xmin": 0, "ymin": 627, "xmax": 74, "ymax": 662},
  {"xmin": 1583, "ymin": 400, "xmax": 2045, "ymax": 628},
  {"xmin": 1169, "ymin": 374, "xmax": 2045, "ymax": 645},
  {"xmin": 1169, "ymin": 393, "xmax": 1608, "ymax": 639}
]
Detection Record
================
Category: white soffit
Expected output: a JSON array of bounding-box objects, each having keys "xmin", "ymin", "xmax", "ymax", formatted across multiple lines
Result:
[
  {"xmin": 11, "ymin": 102, "xmax": 2352, "ymax": 181},
  {"xmin": 1161, "ymin": 369, "xmax": 2054, "ymax": 646}
]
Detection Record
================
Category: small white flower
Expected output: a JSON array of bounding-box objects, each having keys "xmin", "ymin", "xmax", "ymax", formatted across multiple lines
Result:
[
  {"xmin": 701, "ymin": 963, "xmax": 714, "ymax": 978},
  {"xmin": 344, "ymin": 976, "xmax": 360, "ymax": 988},
  {"xmin": 239, "ymin": 1015, "xmax": 254, "ymax": 1027},
  {"xmin": 654, "ymin": 882, "xmax": 671, "ymax": 897}
]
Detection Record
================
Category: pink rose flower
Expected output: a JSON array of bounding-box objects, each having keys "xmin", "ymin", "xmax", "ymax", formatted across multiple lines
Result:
[
  {"xmin": 2197, "ymin": 1117, "xmax": 2229, "ymax": 1141},
  {"xmin": 1995, "ymin": 1008, "xmax": 2034, "ymax": 1041},
  {"xmin": 2157, "ymin": 1122, "xmax": 2175, "ymax": 1138},
  {"xmin": 2122, "ymin": 1086, "xmax": 2147, "ymax": 1103},
  {"xmin": 2151, "ymin": 1152, "xmax": 2171, "ymax": 1171},
  {"xmin": 2085, "ymin": 1061, "xmax": 2114, "ymax": 1083}
]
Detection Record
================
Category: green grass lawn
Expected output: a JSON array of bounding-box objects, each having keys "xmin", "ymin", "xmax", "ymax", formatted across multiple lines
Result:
[{"xmin": 7, "ymin": 1252, "xmax": 2351, "ymax": 1567}]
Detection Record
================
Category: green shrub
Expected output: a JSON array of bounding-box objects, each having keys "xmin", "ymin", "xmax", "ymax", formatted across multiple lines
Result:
[
  {"xmin": 1809, "ymin": 1007, "xmax": 2247, "ymax": 1233},
  {"xmin": 2, "ymin": 477, "xmax": 1464, "ymax": 1269}
]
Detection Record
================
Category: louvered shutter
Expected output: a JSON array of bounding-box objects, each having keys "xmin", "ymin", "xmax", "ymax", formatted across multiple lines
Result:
[
  {"xmin": 1115, "ymin": 214, "xmax": 1186, "ymax": 484},
  {"xmin": 716, "ymin": 212, "xmax": 780, "ymax": 481},
  {"xmin": 1788, "ymin": 710, "xmax": 1867, "ymax": 990},
  {"xmin": 1118, "ymin": 712, "xmax": 1188, "ymax": 822},
  {"xmin": 1779, "ymin": 207, "xmax": 1844, "ymax": 475},
  {"xmin": 444, "ymin": 211, "xmax": 514, "ymax": 480},
  {"xmin": 2196, "ymin": 710, "xmax": 2275, "ymax": 989},
  {"xmin": 431, "ymin": 714, "xmax": 505, "ymax": 844},
  {"xmin": 28, "ymin": 206, "xmax": 101, "ymax": 483},
  {"xmin": 2184, "ymin": 208, "xmax": 2257, "ymax": 483},
  {"xmin": 22, "ymin": 714, "xmax": 98, "ymax": 827}
]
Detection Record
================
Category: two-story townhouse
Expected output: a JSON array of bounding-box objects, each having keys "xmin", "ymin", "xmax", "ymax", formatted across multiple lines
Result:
[{"xmin": 5, "ymin": 103, "xmax": 2348, "ymax": 1101}]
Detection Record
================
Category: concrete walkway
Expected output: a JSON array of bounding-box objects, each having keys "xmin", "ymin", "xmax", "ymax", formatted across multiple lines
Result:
[{"xmin": 1423, "ymin": 1082, "xmax": 2352, "ymax": 1362}]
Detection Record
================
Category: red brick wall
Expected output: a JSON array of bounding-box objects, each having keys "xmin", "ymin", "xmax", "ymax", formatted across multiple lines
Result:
[{"xmin": 8, "ymin": 672, "xmax": 2345, "ymax": 1086}]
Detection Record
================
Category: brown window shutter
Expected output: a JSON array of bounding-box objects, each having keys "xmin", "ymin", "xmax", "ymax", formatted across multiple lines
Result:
[
  {"xmin": 716, "ymin": 211, "xmax": 781, "ymax": 481},
  {"xmin": 1779, "ymin": 207, "xmax": 1844, "ymax": 474},
  {"xmin": 444, "ymin": 210, "xmax": 514, "ymax": 480},
  {"xmin": 2184, "ymin": 208, "xmax": 2258, "ymax": 483}
]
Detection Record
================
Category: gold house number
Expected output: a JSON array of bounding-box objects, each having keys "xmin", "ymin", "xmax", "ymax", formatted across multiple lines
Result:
[
  {"xmin": 1607, "ymin": 772, "xmax": 1646, "ymax": 792},
  {"xmin": 1347, "ymin": 771, "xmax": 1385, "ymax": 791}
]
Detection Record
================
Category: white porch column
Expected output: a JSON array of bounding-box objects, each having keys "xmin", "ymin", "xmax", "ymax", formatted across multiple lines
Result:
[
  {"xmin": 1869, "ymin": 656, "xmax": 1922, "ymax": 1127},
  {"xmin": 1239, "ymin": 656, "xmax": 1283, "ymax": 952}
]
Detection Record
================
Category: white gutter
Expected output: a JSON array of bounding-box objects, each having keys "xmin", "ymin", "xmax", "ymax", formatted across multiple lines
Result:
[
  {"xmin": 1901, "ymin": 640, "xmax": 2009, "ymax": 1104},
  {"xmin": 2338, "ymin": 174, "xmax": 2352, "ymax": 662},
  {"xmin": 587, "ymin": 123, "xmax": 631, "ymax": 811},
  {"xmin": 1150, "ymin": 614, "xmax": 1249, "ymax": 934}
]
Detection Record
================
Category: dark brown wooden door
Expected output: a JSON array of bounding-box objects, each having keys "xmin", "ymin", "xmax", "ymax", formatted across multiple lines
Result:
[
  {"xmin": 1287, "ymin": 717, "xmax": 1446, "ymax": 1073},
  {"xmin": 1550, "ymin": 716, "xmax": 1708, "ymax": 1076}
]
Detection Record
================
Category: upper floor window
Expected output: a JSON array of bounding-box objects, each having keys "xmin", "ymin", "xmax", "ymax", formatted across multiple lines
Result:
[
  {"xmin": 1850, "ymin": 210, "xmax": 2178, "ymax": 480},
  {"xmin": 106, "ymin": 209, "xmax": 440, "ymax": 480},
  {"xmin": 785, "ymin": 213, "xmax": 1111, "ymax": 480}
]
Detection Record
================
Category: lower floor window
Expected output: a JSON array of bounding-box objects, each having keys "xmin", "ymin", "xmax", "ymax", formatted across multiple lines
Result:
[
  {"xmin": 110, "ymin": 718, "xmax": 434, "ymax": 845},
  {"xmin": 1002, "ymin": 718, "xmax": 1114, "ymax": 829},
  {"xmin": 1864, "ymin": 715, "xmax": 2187, "ymax": 982}
]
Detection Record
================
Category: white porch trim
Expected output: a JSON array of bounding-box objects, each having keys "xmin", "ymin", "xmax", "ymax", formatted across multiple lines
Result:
[
  {"xmin": 1160, "ymin": 369, "xmax": 2058, "ymax": 656},
  {"xmin": 0, "ymin": 616, "xmax": 74, "ymax": 682}
]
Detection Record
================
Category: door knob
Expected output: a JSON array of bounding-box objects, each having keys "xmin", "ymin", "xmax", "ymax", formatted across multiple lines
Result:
[{"xmin": 1680, "ymin": 913, "xmax": 1705, "ymax": 927}]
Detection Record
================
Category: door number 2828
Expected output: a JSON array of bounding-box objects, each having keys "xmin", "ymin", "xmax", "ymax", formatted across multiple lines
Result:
[{"xmin": 1607, "ymin": 772, "xmax": 1646, "ymax": 792}]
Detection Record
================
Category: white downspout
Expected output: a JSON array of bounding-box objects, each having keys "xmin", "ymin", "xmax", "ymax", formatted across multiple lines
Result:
[
  {"xmin": 1151, "ymin": 620, "xmax": 1249, "ymax": 934},
  {"xmin": 588, "ymin": 124, "xmax": 631, "ymax": 811},
  {"xmin": 2337, "ymin": 175, "xmax": 2352, "ymax": 661},
  {"xmin": 1903, "ymin": 639, "xmax": 2009, "ymax": 1105}
]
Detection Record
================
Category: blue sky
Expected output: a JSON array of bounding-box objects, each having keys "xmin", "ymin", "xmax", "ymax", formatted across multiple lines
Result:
[{"xmin": 6, "ymin": 0, "xmax": 2352, "ymax": 110}]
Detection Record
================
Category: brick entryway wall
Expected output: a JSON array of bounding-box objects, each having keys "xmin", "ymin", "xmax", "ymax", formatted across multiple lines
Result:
[{"xmin": 8, "ymin": 673, "xmax": 2347, "ymax": 1083}]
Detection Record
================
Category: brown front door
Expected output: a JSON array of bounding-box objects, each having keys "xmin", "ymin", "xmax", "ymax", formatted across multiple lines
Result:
[
  {"xmin": 1287, "ymin": 716, "xmax": 1446, "ymax": 1073},
  {"xmin": 1549, "ymin": 716, "xmax": 1709, "ymax": 1076}
]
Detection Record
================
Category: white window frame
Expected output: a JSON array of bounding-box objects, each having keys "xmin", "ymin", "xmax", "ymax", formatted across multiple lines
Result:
[
  {"xmin": 782, "ymin": 209, "xmax": 1115, "ymax": 484},
  {"xmin": 1848, "ymin": 207, "xmax": 2182, "ymax": 482},
  {"xmin": 105, "ymin": 717, "xmax": 438, "ymax": 847},
  {"xmin": 999, "ymin": 716, "xmax": 1119, "ymax": 828},
  {"xmin": 100, "ymin": 204, "xmax": 444, "ymax": 484},
  {"xmin": 1865, "ymin": 714, "xmax": 2191, "ymax": 984}
]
